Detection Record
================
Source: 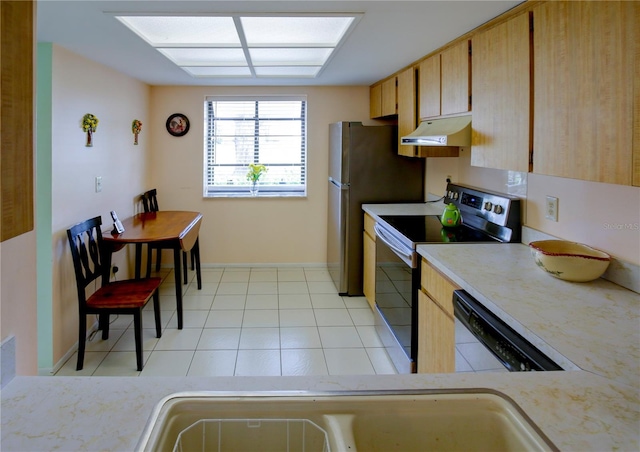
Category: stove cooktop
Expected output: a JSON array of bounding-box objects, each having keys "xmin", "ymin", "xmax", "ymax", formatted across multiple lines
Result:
[{"xmin": 379, "ymin": 215, "xmax": 500, "ymax": 244}]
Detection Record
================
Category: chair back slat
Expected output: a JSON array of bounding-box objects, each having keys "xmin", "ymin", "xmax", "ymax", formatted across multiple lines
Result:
[
  {"xmin": 141, "ymin": 189, "xmax": 159, "ymax": 213},
  {"xmin": 67, "ymin": 216, "xmax": 105, "ymax": 296}
]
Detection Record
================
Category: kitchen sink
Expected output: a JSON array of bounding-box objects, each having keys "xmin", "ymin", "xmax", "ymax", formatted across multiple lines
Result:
[{"xmin": 136, "ymin": 389, "xmax": 557, "ymax": 452}]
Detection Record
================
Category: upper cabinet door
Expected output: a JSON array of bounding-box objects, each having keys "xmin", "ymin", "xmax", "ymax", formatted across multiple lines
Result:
[
  {"xmin": 533, "ymin": 1, "xmax": 639, "ymax": 185},
  {"xmin": 369, "ymin": 77, "xmax": 397, "ymax": 119},
  {"xmin": 471, "ymin": 12, "xmax": 531, "ymax": 172},
  {"xmin": 440, "ymin": 40, "xmax": 471, "ymax": 116},
  {"xmin": 397, "ymin": 67, "xmax": 417, "ymax": 157},
  {"xmin": 418, "ymin": 54, "xmax": 441, "ymax": 119}
]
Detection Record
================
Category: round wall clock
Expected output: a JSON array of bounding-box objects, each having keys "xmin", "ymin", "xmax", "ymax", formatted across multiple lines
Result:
[{"xmin": 166, "ymin": 113, "xmax": 190, "ymax": 137}]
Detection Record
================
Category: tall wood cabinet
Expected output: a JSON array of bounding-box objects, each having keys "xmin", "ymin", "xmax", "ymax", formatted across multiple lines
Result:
[
  {"xmin": 533, "ymin": 1, "xmax": 639, "ymax": 186},
  {"xmin": 471, "ymin": 12, "xmax": 531, "ymax": 172},
  {"xmin": 397, "ymin": 68, "xmax": 418, "ymax": 157}
]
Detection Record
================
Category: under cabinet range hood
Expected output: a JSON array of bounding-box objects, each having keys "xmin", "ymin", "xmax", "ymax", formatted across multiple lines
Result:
[{"xmin": 401, "ymin": 115, "xmax": 471, "ymax": 146}]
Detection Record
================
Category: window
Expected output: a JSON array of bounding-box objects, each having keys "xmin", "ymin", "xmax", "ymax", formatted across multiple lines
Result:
[{"xmin": 204, "ymin": 96, "xmax": 307, "ymax": 197}]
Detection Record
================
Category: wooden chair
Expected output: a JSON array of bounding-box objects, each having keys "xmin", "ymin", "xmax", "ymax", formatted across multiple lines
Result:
[
  {"xmin": 140, "ymin": 189, "xmax": 200, "ymax": 286},
  {"xmin": 67, "ymin": 216, "xmax": 162, "ymax": 371}
]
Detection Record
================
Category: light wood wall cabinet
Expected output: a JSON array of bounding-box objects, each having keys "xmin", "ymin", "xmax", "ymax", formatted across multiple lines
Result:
[
  {"xmin": 533, "ymin": 1, "xmax": 640, "ymax": 186},
  {"xmin": 441, "ymin": 40, "xmax": 472, "ymax": 116},
  {"xmin": 1, "ymin": 0, "xmax": 34, "ymax": 241},
  {"xmin": 471, "ymin": 12, "xmax": 531, "ymax": 172},
  {"xmin": 418, "ymin": 259, "xmax": 459, "ymax": 373},
  {"xmin": 363, "ymin": 213, "xmax": 376, "ymax": 309},
  {"xmin": 397, "ymin": 68, "xmax": 418, "ymax": 157},
  {"xmin": 418, "ymin": 41, "xmax": 471, "ymax": 120},
  {"xmin": 370, "ymin": 77, "xmax": 397, "ymax": 119},
  {"xmin": 418, "ymin": 55, "xmax": 440, "ymax": 119}
]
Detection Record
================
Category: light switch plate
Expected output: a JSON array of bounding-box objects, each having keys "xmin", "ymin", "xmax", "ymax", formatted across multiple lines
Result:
[
  {"xmin": 95, "ymin": 176, "xmax": 102, "ymax": 193},
  {"xmin": 545, "ymin": 196, "xmax": 558, "ymax": 221}
]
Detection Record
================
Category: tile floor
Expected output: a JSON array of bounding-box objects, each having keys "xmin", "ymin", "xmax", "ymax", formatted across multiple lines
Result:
[{"xmin": 55, "ymin": 266, "xmax": 505, "ymax": 377}]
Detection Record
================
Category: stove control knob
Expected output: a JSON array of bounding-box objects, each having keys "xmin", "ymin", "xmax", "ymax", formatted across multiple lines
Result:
[
  {"xmin": 452, "ymin": 192, "xmax": 459, "ymax": 200},
  {"xmin": 493, "ymin": 205, "xmax": 504, "ymax": 215},
  {"xmin": 484, "ymin": 202, "xmax": 493, "ymax": 211}
]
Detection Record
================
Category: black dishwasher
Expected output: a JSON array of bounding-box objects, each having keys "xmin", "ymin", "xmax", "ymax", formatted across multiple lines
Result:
[{"xmin": 453, "ymin": 290, "xmax": 563, "ymax": 372}]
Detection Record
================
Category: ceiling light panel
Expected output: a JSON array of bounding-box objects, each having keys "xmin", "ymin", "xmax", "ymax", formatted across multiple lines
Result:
[
  {"xmin": 255, "ymin": 66, "xmax": 321, "ymax": 77},
  {"xmin": 241, "ymin": 16, "xmax": 355, "ymax": 46},
  {"xmin": 116, "ymin": 16, "xmax": 240, "ymax": 46},
  {"xmin": 182, "ymin": 66, "xmax": 252, "ymax": 77},
  {"xmin": 249, "ymin": 48, "xmax": 333, "ymax": 66},
  {"xmin": 158, "ymin": 48, "xmax": 247, "ymax": 66}
]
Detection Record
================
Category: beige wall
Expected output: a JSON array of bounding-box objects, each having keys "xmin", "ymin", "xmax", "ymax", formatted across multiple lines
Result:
[
  {"xmin": 148, "ymin": 85, "xmax": 372, "ymax": 265},
  {"xmin": 49, "ymin": 46, "xmax": 151, "ymax": 367},
  {"xmin": 426, "ymin": 150, "xmax": 640, "ymax": 266},
  {"xmin": 1, "ymin": 234, "xmax": 38, "ymax": 375}
]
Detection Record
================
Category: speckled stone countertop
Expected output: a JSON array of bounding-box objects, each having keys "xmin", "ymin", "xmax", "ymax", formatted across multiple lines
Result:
[{"xmin": 1, "ymin": 203, "xmax": 638, "ymax": 451}]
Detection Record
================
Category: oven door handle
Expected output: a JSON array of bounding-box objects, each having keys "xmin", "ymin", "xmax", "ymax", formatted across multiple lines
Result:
[{"xmin": 374, "ymin": 223, "xmax": 417, "ymax": 268}]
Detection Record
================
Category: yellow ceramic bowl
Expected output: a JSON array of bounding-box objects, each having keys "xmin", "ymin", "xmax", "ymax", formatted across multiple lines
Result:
[{"xmin": 529, "ymin": 240, "xmax": 611, "ymax": 282}]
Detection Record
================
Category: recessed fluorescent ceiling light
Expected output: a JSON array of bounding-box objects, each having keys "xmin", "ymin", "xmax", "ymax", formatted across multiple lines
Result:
[{"xmin": 115, "ymin": 14, "xmax": 358, "ymax": 78}]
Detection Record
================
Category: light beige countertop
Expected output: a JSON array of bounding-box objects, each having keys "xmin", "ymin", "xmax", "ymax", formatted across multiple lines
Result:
[
  {"xmin": 1, "ymin": 372, "xmax": 638, "ymax": 451},
  {"xmin": 2, "ymin": 202, "xmax": 638, "ymax": 451}
]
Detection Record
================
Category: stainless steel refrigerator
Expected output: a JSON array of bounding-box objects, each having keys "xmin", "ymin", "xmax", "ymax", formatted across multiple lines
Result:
[{"xmin": 328, "ymin": 122, "xmax": 425, "ymax": 296}]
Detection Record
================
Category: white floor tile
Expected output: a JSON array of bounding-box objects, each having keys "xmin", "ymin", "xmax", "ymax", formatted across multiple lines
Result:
[
  {"xmin": 308, "ymin": 282, "xmax": 338, "ymax": 294},
  {"xmin": 280, "ymin": 327, "xmax": 322, "ymax": 349},
  {"xmin": 56, "ymin": 352, "xmax": 107, "ymax": 376},
  {"xmin": 84, "ymin": 328, "xmax": 126, "ymax": 352},
  {"xmin": 318, "ymin": 326, "xmax": 363, "ymax": 348},
  {"xmin": 197, "ymin": 328, "xmax": 241, "ymax": 350},
  {"xmin": 278, "ymin": 281, "xmax": 309, "ymax": 294},
  {"xmin": 245, "ymin": 294, "xmax": 279, "ymax": 310},
  {"xmin": 324, "ymin": 348, "xmax": 375, "ymax": 375},
  {"xmin": 200, "ymin": 269, "xmax": 223, "ymax": 283},
  {"xmin": 249, "ymin": 269, "xmax": 278, "ymax": 282},
  {"xmin": 181, "ymin": 295, "xmax": 214, "ymax": 311},
  {"xmin": 343, "ymin": 296, "xmax": 369, "ymax": 309},
  {"xmin": 247, "ymin": 282, "xmax": 278, "ymax": 295},
  {"xmin": 140, "ymin": 350, "xmax": 194, "ymax": 376},
  {"xmin": 171, "ymin": 310, "xmax": 209, "ymax": 328},
  {"xmin": 279, "ymin": 309, "xmax": 317, "ymax": 327},
  {"xmin": 221, "ymin": 270, "xmax": 250, "ymax": 282},
  {"xmin": 185, "ymin": 282, "xmax": 218, "ymax": 296},
  {"xmin": 211, "ymin": 295, "xmax": 246, "ymax": 310},
  {"xmin": 366, "ymin": 348, "xmax": 397, "ymax": 375},
  {"xmin": 242, "ymin": 309, "xmax": 279, "ymax": 327},
  {"xmin": 279, "ymin": 294, "xmax": 312, "ymax": 309},
  {"xmin": 154, "ymin": 328, "xmax": 202, "ymax": 350},
  {"xmin": 314, "ymin": 309, "xmax": 353, "ymax": 327},
  {"xmin": 216, "ymin": 282, "xmax": 249, "ymax": 295},
  {"xmin": 303, "ymin": 269, "xmax": 332, "ymax": 282},
  {"xmin": 278, "ymin": 269, "xmax": 306, "ymax": 282},
  {"xmin": 356, "ymin": 326, "xmax": 384, "ymax": 347},
  {"xmin": 310, "ymin": 294, "xmax": 345, "ymax": 309},
  {"xmin": 112, "ymin": 328, "xmax": 160, "ymax": 352},
  {"xmin": 281, "ymin": 349, "xmax": 328, "ymax": 376},
  {"xmin": 92, "ymin": 351, "xmax": 142, "ymax": 376},
  {"xmin": 205, "ymin": 310, "xmax": 244, "ymax": 328},
  {"xmin": 239, "ymin": 327, "xmax": 280, "ymax": 349},
  {"xmin": 188, "ymin": 350, "xmax": 237, "ymax": 376},
  {"xmin": 235, "ymin": 350, "xmax": 281, "ymax": 376},
  {"xmin": 349, "ymin": 308, "xmax": 375, "ymax": 326}
]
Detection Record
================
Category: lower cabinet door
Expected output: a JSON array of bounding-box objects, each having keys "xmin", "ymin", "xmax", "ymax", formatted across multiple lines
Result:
[{"xmin": 418, "ymin": 290, "xmax": 455, "ymax": 373}]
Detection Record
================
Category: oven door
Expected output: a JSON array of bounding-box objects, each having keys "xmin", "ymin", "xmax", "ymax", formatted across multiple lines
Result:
[{"xmin": 373, "ymin": 223, "xmax": 420, "ymax": 373}]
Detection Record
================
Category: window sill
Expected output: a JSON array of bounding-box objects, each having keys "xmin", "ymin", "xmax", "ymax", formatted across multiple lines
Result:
[{"xmin": 205, "ymin": 192, "xmax": 306, "ymax": 199}]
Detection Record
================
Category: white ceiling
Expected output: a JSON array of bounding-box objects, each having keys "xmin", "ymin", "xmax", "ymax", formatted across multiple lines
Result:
[{"xmin": 36, "ymin": 0, "xmax": 523, "ymax": 87}]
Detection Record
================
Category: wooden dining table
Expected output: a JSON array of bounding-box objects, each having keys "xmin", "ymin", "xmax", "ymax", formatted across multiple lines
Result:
[{"xmin": 102, "ymin": 211, "xmax": 203, "ymax": 329}]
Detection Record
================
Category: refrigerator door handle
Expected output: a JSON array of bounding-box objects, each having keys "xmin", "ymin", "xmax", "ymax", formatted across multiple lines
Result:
[{"xmin": 329, "ymin": 177, "xmax": 350, "ymax": 189}]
